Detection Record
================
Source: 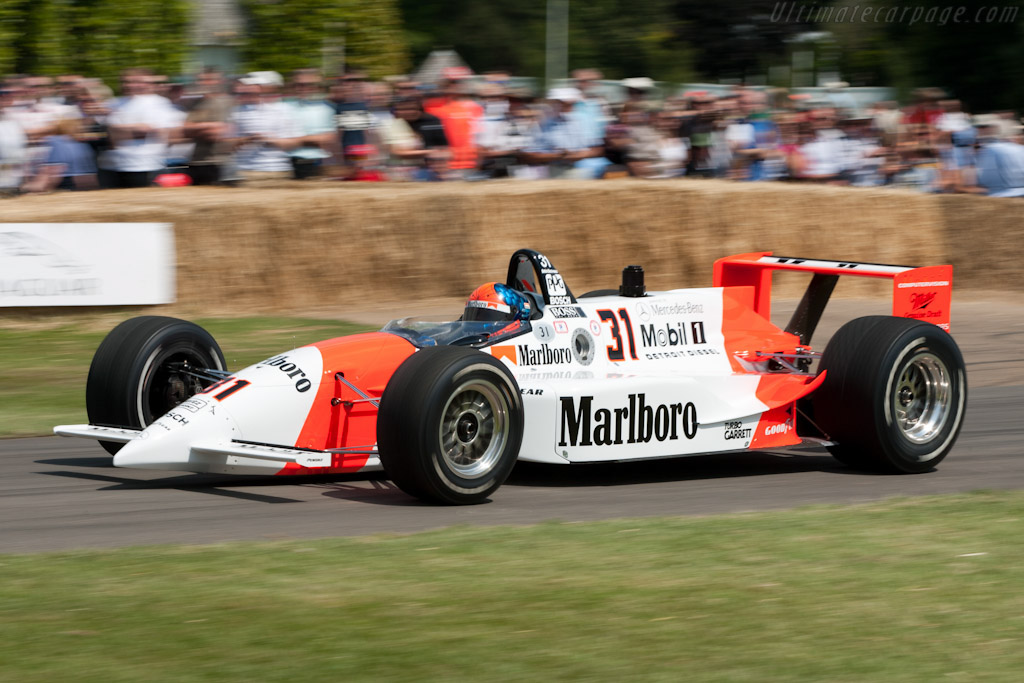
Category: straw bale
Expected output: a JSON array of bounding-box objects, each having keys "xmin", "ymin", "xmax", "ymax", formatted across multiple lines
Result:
[
  {"xmin": 0, "ymin": 179, "xmax": 1006, "ymax": 317},
  {"xmin": 936, "ymin": 193, "xmax": 1024, "ymax": 294}
]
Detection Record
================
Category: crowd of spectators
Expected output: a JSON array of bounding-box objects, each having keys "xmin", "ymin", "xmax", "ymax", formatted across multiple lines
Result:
[{"xmin": 1, "ymin": 66, "xmax": 1023, "ymax": 197}]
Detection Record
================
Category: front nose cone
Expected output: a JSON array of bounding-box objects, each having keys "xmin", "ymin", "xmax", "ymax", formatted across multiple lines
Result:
[{"xmin": 113, "ymin": 401, "xmax": 240, "ymax": 471}]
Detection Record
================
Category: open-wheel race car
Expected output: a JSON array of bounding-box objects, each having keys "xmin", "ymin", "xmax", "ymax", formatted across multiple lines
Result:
[{"xmin": 55, "ymin": 248, "xmax": 967, "ymax": 504}]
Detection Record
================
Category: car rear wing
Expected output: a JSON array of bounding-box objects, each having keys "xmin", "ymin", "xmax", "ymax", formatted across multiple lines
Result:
[{"xmin": 713, "ymin": 252, "xmax": 953, "ymax": 344}]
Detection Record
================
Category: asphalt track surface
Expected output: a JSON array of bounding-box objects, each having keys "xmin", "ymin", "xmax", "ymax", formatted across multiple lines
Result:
[{"xmin": 2, "ymin": 299, "xmax": 1021, "ymax": 553}]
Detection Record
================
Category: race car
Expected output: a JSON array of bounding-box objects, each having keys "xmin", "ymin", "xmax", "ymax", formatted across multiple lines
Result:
[{"xmin": 55, "ymin": 248, "xmax": 967, "ymax": 504}]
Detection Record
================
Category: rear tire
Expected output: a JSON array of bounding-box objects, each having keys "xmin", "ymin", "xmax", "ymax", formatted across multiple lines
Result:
[
  {"xmin": 86, "ymin": 316, "xmax": 226, "ymax": 455},
  {"xmin": 377, "ymin": 346, "xmax": 524, "ymax": 504},
  {"xmin": 812, "ymin": 316, "xmax": 966, "ymax": 473}
]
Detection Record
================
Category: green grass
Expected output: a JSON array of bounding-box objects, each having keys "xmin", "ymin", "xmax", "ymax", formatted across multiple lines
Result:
[
  {"xmin": 2, "ymin": 492, "xmax": 1024, "ymax": 682},
  {"xmin": 0, "ymin": 317, "xmax": 374, "ymax": 437}
]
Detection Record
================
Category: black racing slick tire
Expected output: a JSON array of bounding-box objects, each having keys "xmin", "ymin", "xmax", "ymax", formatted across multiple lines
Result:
[
  {"xmin": 86, "ymin": 316, "xmax": 226, "ymax": 455},
  {"xmin": 377, "ymin": 346, "xmax": 524, "ymax": 505},
  {"xmin": 811, "ymin": 316, "xmax": 967, "ymax": 473}
]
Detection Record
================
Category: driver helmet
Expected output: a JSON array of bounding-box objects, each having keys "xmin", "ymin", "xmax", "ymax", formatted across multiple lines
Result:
[{"xmin": 463, "ymin": 282, "xmax": 532, "ymax": 322}]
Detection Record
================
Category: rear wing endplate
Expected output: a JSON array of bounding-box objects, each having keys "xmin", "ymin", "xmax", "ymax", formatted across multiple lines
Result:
[{"xmin": 713, "ymin": 252, "xmax": 952, "ymax": 344}]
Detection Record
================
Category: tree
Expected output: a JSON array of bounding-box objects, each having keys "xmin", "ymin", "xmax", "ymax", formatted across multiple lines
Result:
[
  {"xmin": 241, "ymin": 0, "xmax": 409, "ymax": 78},
  {"xmin": 399, "ymin": 0, "xmax": 694, "ymax": 81},
  {"xmin": 5, "ymin": 0, "xmax": 71, "ymax": 75},
  {"xmin": 669, "ymin": 0, "xmax": 818, "ymax": 84},
  {"xmin": 570, "ymin": 0, "xmax": 694, "ymax": 81},
  {"xmin": 881, "ymin": 0, "xmax": 1024, "ymax": 111},
  {"xmin": 0, "ymin": 0, "xmax": 192, "ymax": 87},
  {"xmin": 827, "ymin": 0, "xmax": 1024, "ymax": 111},
  {"xmin": 0, "ymin": 1, "xmax": 20, "ymax": 74},
  {"xmin": 399, "ymin": 0, "xmax": 546, "ymax": 76},
  {"xmin": 70, "ymin": 0, "xmax": 192, "ymax": 86}
]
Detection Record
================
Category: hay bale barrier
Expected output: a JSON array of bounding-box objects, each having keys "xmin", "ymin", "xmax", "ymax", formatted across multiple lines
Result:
[{"xmin": 0, "ymin": 180, "xmax": 1016, "ymax": 316}]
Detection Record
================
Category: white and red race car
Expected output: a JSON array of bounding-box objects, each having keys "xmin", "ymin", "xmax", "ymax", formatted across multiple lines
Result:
[{"xmin": 55, "ymin": 249, "xmax": 967, "ymax": 504}]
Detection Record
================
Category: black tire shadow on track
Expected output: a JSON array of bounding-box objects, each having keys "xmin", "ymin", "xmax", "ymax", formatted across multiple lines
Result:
[
  {"xmin": 34, "ymin": 448, "xmax": 894, "ymax": 509},
  {"xmin": 506, "ymin": 449, "xmax": 894, "ymax": 488},
  {"xmin": 34, "ymin": 461, "xmax": 421, "ymax": 506},
  {"xmin": 35, "ymin": 456, "xmax": 116, "ymax": 469},
  {"xmin": 318, "ymin": 480, "xmax": 427, "ymax": 507},
  {"xmin": 38, "ymin": 469, "xmax": 309, "ymax": 504}
]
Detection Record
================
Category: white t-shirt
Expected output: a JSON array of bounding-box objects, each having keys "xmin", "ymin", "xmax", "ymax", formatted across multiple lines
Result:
[
  {"xmin": 725, "ymin": 122, "xmax": 756, "ymax": 149},
  {"xmin": 0, "ymin": 118, "xmax": 27, "ymax": 189},
  {"xmin": 936, "ymin": 112, "xmax": 971, "ymax": 133},
  {"xmin": 103, "ymin": 94, "xmax": 178, "ymax": 172},
  {"xmin": 232, "ymin": 101, "xmax": 301, "ymax": 172},
  {"xmin": 801, "ymin": 131, "xmax": 845, "ymax": 178}
]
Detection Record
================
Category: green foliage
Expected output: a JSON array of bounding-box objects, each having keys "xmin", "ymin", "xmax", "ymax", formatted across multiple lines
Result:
[
  {"xmin": 241, "ymin": 0, "xmax": 409, "ymax": 78},
  {"xmin": 70, "ymin": 0, "xmax": 192, "ymax": 86},
  {"xmin": 570, "ymin": 0, "xmax": 694, "ymax": 81},
  {"xmin": 828, "ymin": 0, "xmax": 1024, "ymax": 111},
  {"xmin": 884, "ymin": 0, "xmax": 1024, "ymax": 111},
  {"xmin": 397, "ymin": 0, "xmax": 1021, "ymax": 111},
  {"xmin": 399, "ymin": 0, "xmax": 695, "ymax": 81},
  {"xmin": 671, "ymin": 1, "xmax": 811, "ymax": 84},
  {"xmin": 6, "ymin": 0, "xmax": 72, "ymax": 75},
  {"xmin": 0, "ymin": 1, "xmax": 19, "ymax": 74},
  {"xmin": 0, "ymin": 0, "xmax": 1018, "ymax": 111},
  {"xmin": 400, "ymin": 0, "xmax": 545, "ymax": 76},
  {"xmin": 0, "ymin": 0, "xmax": 191, "ymax": 87}
]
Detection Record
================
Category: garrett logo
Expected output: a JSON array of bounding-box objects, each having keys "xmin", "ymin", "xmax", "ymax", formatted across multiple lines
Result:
[{"xmin": 911, "ymin": 291, "xmax": 936, "ymax": 310}]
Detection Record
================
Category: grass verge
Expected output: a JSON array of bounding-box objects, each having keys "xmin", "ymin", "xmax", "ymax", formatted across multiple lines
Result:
[
  {"xmin": 2, "ymin": 491, "xmax": 1023, "ymax": 682},
  {"xmin": 0, "ymin": 316, "xmax": 373, "ymax": 437}
]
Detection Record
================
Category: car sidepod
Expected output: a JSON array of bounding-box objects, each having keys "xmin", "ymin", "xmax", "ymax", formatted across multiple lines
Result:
[{"xmin": 488, "ymin": 286, "xmax": 821, "ymax": 464}]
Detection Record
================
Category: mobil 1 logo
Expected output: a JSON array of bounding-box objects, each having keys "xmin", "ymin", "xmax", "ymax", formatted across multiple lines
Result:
[{"xmin": 640, "ymin": 320, "xmax": 707, "ymax": 348}]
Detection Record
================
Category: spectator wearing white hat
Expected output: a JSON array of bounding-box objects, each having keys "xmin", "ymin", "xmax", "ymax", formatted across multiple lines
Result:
[
  {"xmin": 621, "ymin": 77, "xmax": 655, "ymax": 106},
  {"xmin": 823, "ymin": 81, "xmax": 859, "ymax": 116},
  {"xmin": 230, "ymin": 72, "xmax": 302, "ymax": 177},
  {"xmin": 521, "ymin": 87, "xmax": 603, "ymax": 179}
]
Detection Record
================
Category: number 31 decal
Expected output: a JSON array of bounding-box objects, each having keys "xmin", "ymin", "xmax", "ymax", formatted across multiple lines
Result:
[{"xmin": 597, "ymin": 308, "xmax": 638, "ymax": 361}]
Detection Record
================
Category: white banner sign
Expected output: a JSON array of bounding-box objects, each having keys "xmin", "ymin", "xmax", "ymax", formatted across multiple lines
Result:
[{"xmin": 0, "ymin": 223, "xmax": 175, "ymax": 307}]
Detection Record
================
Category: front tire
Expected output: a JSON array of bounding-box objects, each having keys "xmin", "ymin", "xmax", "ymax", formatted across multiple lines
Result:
[
  {"xmin": 377, "ymin": 346, "xmax": 524, "ymax": 504},
  {"xmin": 812, "ymin": 316, "xmax": 967, "ymax": 473},
  {"xmin": 86, "ymin": 316, "xmax": 226, "ymax": 455}
]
